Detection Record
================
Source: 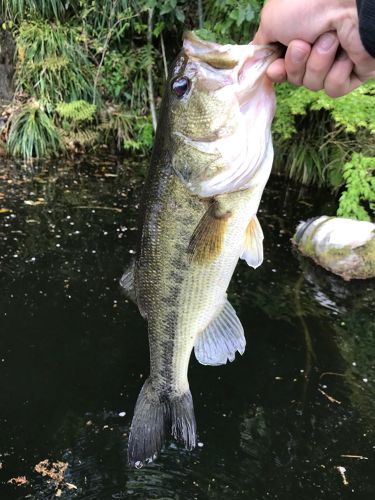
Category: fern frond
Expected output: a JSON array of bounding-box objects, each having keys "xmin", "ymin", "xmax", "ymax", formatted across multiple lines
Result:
[{"xmin": 56, "ymin": 100, "xmax": 97, "ymax": 122}]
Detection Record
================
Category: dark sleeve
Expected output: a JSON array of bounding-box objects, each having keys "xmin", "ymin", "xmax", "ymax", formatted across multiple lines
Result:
[{"xmin": 357, "ymin": 0, "xmax": 375, "ymax": 57}]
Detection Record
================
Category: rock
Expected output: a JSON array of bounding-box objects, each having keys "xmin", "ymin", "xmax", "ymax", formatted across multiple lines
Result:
[{"xmin": 293, "ymin": 216, "xmax": 375, "ymax": 280}]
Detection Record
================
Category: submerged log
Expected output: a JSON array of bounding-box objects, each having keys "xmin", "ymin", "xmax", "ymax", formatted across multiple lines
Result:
[{"xmin": 293, "ymin": 216, "xmax": 375, "ymax": 280}]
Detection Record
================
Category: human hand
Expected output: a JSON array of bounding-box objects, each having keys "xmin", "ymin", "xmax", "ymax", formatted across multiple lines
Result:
[{"xmin": 254, "ymin": 0, "xmax": 375, "ymax": 97}]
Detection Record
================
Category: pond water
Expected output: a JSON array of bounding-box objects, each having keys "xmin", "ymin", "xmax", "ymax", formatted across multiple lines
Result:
[{"xmin": 0, "ymin": 157, "xmax": 374, "ymax": 500}]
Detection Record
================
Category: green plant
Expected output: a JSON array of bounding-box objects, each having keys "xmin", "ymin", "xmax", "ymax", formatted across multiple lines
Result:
[
  {"xmin": 202, "ymin": 0, "xmax": 261, "ymax": 43},
  {"xmin": 16, "ymin": 20, "xmax": 98, "ymax": 103},
  {"xmin": 274, "ymin": 81, "xmax": 375, "ymax": 140},
  {"xmin": 273, "ymin": 82, "xmax": 375, "ymax": 190},
  {"xmin": 56, "ymin": 100, "xmax": 97, "ymax": 123},
  {"xmin": 99, "ymin": 105, "xmax": 153, "ymax": 150},
  {"xmin": 337, "ymin": 154, "xmax": 375, "ymax": 221},
  {"xmin": 101, "ymin": 46, "xmax": 153, "ymax": 108},
  {"xmin": 1, "ymin": 0, "xmax": 77, "ymax": 21},
  {"xmin": 7, "ymin": 101, "xmax": 63, "ymax": 160}
]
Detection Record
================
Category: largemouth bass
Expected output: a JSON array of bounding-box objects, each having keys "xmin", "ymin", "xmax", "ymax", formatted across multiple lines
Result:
[{"xmin": 122, "ymin": 32, "xmax": 280, "ymax": 466}]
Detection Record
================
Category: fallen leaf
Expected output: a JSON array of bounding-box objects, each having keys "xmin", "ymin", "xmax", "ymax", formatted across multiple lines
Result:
[
  {"xmin": 35, "ymin": 460, "xmax": 68, "ymax": 482},
  {"xmin": 7, "ymin": 476, "xmax": 28, "ymax": 486}
]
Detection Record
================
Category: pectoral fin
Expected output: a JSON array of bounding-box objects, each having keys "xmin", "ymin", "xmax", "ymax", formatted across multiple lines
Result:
[
  {"xmin": 194, "ymin": 299, "xmax": 245, "ymax": 366},
  {"xmin": 188, "ymin": 200, "xmax": 231, "ymax": 264},
  {"xmin": 240, "ymin": 215, "xmax": 264, "ymax": 268}
]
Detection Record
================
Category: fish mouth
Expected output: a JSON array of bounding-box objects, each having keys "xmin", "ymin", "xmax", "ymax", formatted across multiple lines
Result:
[
  {"xmin": 183, "ymin": 31, "xmax": 281, "ymax": 107},
  {"xmin": 183, "ymin": 31, "xmax": 281, "ymax": 72}
]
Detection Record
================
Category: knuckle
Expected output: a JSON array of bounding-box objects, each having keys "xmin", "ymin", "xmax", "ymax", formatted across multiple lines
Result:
[
  {"xmin": 287, "ymin": 74, "xmax": 303, "ymax": 86},
  {"xmin": 324, "ymin": 81, "xmax": 344, "ymax": 98},
  {"xmin": 303, "ymin": 70, "xmax": 324, "ymax": 91},
  {"xmin": 308, "ymin": 84, "xmax": 323, "ymax": 92},
  {"xmin": 306, "ymin": 55, "xmax": 331, "ymax": 76}
]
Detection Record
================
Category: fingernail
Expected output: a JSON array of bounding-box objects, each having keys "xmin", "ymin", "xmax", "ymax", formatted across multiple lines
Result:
[
  {"xmin": 291, "ymin": 46, "xmax": 308, "ymax": 64},
  {"xmin": 317, "ymin": 32, "xmax": 336, "ymax": 52}
]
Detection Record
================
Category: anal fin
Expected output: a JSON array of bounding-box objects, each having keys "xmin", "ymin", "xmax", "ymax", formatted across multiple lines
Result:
[
  {"xmin": 188, "ymin": 200, "xmax": 231, "ymax": 264},
  {"xmin": 194, "ymin": 299, "xmax": 245, "ymax": 366},
  {"xmin": 240, "ymin": 215, "xmax": 264, "ymax": 269}
]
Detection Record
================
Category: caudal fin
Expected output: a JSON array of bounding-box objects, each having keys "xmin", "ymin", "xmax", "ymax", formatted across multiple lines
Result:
[{"xmin": 128, "ymin": 378, "xmax": 196, "ymax": 466}]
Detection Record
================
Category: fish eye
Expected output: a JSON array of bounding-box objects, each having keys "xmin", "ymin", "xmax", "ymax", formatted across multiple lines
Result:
[{"xmin": 172, "ymin": 76, "xmax": 190, "ymax": 98}]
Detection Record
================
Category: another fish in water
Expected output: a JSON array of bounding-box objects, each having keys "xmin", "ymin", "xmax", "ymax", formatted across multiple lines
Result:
[{"xmin": 121, "ymin": 32, "xmax": 280, "ymax": 466}]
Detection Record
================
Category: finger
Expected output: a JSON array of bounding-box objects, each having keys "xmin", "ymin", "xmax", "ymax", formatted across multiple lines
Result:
[
  {"xmin": 284, "ymin": 40, "xmax": 312, "ymax": 86},
  {"xmin": 324, "ymin": 51, "xmax": 362, "ymax": 97},
  {"xmin": 266, "ymin": 58, "xmax": 287, "ymax": 83},
  {"xmin": 253, "ymin": 28, "xmax": 267, "ymax": 45},
  {"xmin": 303, "ymin": 32, "xmax": 340, "ymax": 91}
]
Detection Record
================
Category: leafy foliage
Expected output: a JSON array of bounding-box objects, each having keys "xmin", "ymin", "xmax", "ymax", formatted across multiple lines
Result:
[
  {"xmin": 1, "ymin": 0, "xmax": 374, "ymax": 224},
  {"xmin": 99, "ymin": 106, "xmax": 153, "ymax": 150},
  {"xmin": 202, "ymin": 0, "xmax": 261, "ymax": 43},
  {"xmin": 1, "ymin": 0, "xmax": 76, "ymax": 20},
  {"xmin": 16, "ymin": 20, "xmax": 97, "ymax": 103},
  {"xmin": 101, "ymin": 46, "xmax": 153, "ymax": 108},
  {"xmin": 7, "ymin": 101, "xmax": 63, "ymax": 160},
  {"xmin": 273, "ymin": 82, "xmax": 375, "ymax": 197},
  {"xmin": 337, "ymin": 154, "xmax": 375, "ymax": 221},
  {"xmin": 56, "ymin": 100, "xmax": 97, "ymax": 123},
  {"xmin": 274, "ymin": 81, "xmax": 375, "ymax": 139}
]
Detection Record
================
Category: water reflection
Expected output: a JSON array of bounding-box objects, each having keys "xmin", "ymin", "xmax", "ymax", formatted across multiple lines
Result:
[{"xmin": 0, "ymin": 159, "xmax": 374, "ymax": 499}]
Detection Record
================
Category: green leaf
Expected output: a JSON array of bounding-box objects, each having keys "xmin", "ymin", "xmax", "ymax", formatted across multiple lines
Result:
[{"xmin": 175, "ymin": 7, "xmax": 185, "ymax": 23}]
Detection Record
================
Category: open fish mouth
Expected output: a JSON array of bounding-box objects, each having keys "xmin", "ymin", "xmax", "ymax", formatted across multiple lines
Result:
[{"xmin": 183, "ymin": 31, "xmax": 281, "ymax": 106}]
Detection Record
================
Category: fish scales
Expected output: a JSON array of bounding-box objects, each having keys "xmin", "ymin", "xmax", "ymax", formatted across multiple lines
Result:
[{"xmin": 124, "ymin": 32, "xmax": 280, "ymax": 466}]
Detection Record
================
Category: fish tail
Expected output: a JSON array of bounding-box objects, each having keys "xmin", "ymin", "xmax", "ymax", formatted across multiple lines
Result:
[{"xmin": 128, "ymin": 378, "xmax": 196, "ymax": 466}]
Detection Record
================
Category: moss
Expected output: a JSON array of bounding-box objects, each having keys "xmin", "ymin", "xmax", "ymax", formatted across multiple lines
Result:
[
  {"xmin": 295, "ymin": 220, "xmax": 375, "ymax": 280},
  {"xmin": 298, "ymin": 235, "xmax": 316, "ymax": 258},
  {"xmin": 356, "ymin": 236, "xmax": 375, "ymax": 277},
  {"xmin": 320, "ymin": 245, "xmax": 352, "ymax": 260},
  {"xmin": 295, "ymin": 217, "xmax": 333, "ymax": 259},
  {"xmin": 317, "ymin": 236, "xmax": 375, "ymax": 280}
]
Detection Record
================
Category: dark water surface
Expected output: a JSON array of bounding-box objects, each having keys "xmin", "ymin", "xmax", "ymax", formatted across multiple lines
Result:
[{"xmin": 0, "ymin": 157, "xmax": 374, "ymax": 500}]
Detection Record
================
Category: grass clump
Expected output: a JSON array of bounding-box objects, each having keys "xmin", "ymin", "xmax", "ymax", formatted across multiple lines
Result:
[
  {"xmin": 7, "ymin": 101, "xmax": 63, "ymax": 160},
  {"xmin": 16, "ymin": 20, "xmax": 97, "ymax": 103}
]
